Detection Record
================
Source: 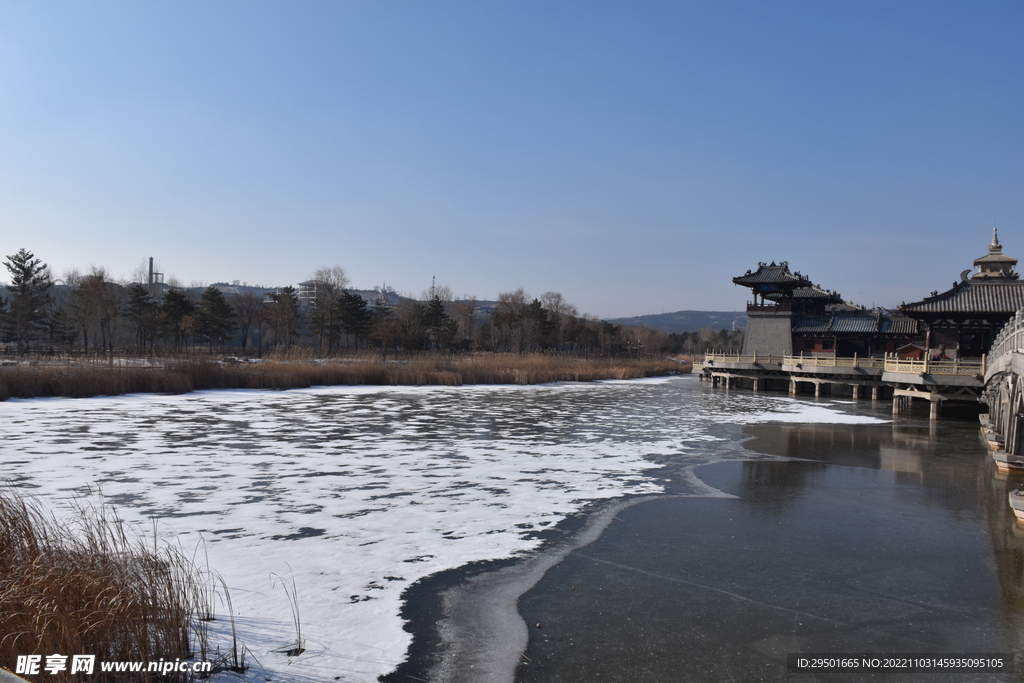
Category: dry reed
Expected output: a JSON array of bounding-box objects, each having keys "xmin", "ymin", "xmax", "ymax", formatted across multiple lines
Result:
[
  {"xmin": 0, "ymin": 354, "xmax": 685, "ymax": 401},
  {"xmin": 0, "ymin": 489, "xmax": 208, "ymax": 682}
]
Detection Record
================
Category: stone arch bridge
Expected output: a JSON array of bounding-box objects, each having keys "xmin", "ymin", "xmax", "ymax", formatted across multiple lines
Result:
[{"xmin": 981, "ymin": 309, "xmax": 1024, "ymax": 470}]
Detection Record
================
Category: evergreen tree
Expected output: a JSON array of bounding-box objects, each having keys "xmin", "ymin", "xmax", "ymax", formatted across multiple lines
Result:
[
  {"xmin": 197, "ymin": 286, "xmax": 236, "ymax": 351},
  {"xmin": 124, "ymin": 283, "xmax": 160, "ymax": 352},
  {"xmin": 338, "ymin": 290, "xmax": 373, "ymax": 349},
  {"xmin": 268, "ymin": 286, "xmax": 302, "ymax": 348},
  {"xmin": 44, "ymin": 306, "xmax": 76, "ymax": 353},
  {"xmin": 423, "ymin": 295, "xmax": 457, "ymax": 350},
  {"xmin": 2, "ymin": 248, "xmax": 53, "ymax": 354},
  {"xmin": 0, "ymin": 293, "xmax": 7, "ymax": 351},
  {"xmin": 528, "ymin": 298, "xmax": 555, "ymax": 350},
  {"xmin": 161, "ymin": 289, "xmax": 196, "ymax": 351},
  {"xmin": 368, "ymin": 300, "xmax": 394, "ymax": 354}
]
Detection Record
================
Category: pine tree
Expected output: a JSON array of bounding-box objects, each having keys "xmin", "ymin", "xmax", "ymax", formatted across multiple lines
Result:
[
  {"xmin": 423, "ymin": 295, "xmax": 457, "ymax": 351},
  {"xmin": 338, "ymin": 290, "xmax": 373, "ymax": 349},
  {"xmin": 268, "ymin": 286, "xmax": 302, "ymax": 348},
  {"xmin": 197, "ymin": 286, "xmax": 236, "ymax": 351},
  {"xmin": 124, "ymin": 283, "xmax": 158, "ymax": 352},
  {"xmin": 2, "ymin": 248, "xmax": 53, "ymax": 354},
  {"xmin": 161, "ymin": 289, "xmax": 196, "ymax": 351}
]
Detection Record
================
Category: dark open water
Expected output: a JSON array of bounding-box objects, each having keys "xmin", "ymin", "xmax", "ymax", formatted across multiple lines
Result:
[{"xmin": 514, "ymin": 397, "xmax": 1024, "ymax": 682}]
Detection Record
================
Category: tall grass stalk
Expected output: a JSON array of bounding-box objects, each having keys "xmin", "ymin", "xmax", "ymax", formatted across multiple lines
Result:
[
  {"xmin": 210, "ymin": 574, "xmax": 244, "ymax": 673},
  {"xmin": 0, "ymin": 488, "xmax": 210, "ymax": 682},
  {"xmin": 269, "ymin": 566, "xmax": 304, "ymax": 658}
]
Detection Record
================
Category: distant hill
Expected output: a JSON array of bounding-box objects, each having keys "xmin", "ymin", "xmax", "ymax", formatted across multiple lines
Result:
[{"xmin": 604, "ymin": 310, "xmax": 747, "ymax": 333}]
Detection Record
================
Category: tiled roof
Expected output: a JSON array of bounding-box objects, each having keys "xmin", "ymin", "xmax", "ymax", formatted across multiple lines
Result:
[
  {"xmin": 879, "ymin": 317, "xmax": 919, "ymax": 335},
  {"xmin": 733, "ymin": 262, "xmax": 811, "ymax": 286},
  {"xmin": 829, "ymin": 314, "xmax": 881, "ymax": 333},
  {"xmin": 792, "ymin": 316, "xmax": 831, "ymax": 333},
  {"xmin": 975, "ymin": 252, "xmax": 1018, "ymax": 264},
  {"xmin": 789, "ymin": 285, "xmax": 839, "ymax": 300},
  {"xmin": 901, "ymin": 281, "xmax": 1024, "ymax": 314},
  {"xmin": 792, "ymin": 313, "xmax": 919, "ymax": 336}
]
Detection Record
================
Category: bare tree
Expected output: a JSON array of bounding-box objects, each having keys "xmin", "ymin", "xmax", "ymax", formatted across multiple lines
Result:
[
  {"xmin": 450, "ymin": 295, "xmax": 478, "ymax": 349},
  {"xmin": 232, "ymin": 291, "xmax": 264, "ymax": 354},
  {"xmin": 540, "ymin": 291, "xmax": 578, "ymax": 350},
  {"xmin": 489, "ymin": 288, "xmax": 530, "ymax": 353},
  {"xmin": 308, "ymin": 266, "xmax": 349, "ymax": 352},
  {"xmin": 70, "ymin": 268, "xmax": 125, "ymax": 360}
]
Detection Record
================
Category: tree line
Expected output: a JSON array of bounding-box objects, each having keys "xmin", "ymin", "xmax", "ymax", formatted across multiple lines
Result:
[{"xmin": 0, "ymin": 249, "xmax": 743, "ymax": 358}]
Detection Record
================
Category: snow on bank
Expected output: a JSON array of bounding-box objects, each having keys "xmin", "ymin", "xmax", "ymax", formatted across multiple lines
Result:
[{"xmin": 0, "ymin": 378, "xmax": 883, "ymax": 682}]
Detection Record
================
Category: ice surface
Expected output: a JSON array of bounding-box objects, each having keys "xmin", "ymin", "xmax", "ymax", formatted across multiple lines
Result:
[{"xmin": 0, "ymin": 377, "xmax": 884, "ymax": 682}]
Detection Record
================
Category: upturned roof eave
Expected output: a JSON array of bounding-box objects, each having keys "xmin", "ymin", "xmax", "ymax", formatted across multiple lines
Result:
[
  {"xmin": 900, "ymin": 279, "xmax": 1024, "ymax": 315},
  {"xmin": 900, "ymin": 280, "xmax": 969, "ymax": 311}
]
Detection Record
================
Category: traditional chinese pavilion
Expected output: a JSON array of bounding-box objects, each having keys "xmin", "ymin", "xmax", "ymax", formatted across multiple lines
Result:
[
  {"xmin": 900, "ymin": 229, "xmax": 1024, "ymax": 358},
  {"xmin": 734, "ymin": 261, "xmax": 919, "ymax": 356}
]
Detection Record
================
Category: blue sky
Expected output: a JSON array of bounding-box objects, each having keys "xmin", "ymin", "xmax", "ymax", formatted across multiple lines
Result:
[{"xmin": 1, "ymin": 1, "xmax": 1021, "ymax": 316}]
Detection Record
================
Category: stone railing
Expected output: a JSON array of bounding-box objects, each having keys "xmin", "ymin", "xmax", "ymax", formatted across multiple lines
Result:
[
  {"xmin": 988, "ymin": 308, "xmax": 1024, "ymax": 366},
  {"xmin": 701, "ymin": 353, "xmax": 786, "ymax": 365},
  {"xmin": 700, "ymin": 352, "xmax": 986, "ymax": 377},
  {"xmin": 782, "ymin": 355, "xmax": 885, "ymax": 369},
  {"xmin": 883, "ymin": 354, "xmax": 985, "ymax": 377},
  {"xmin": 701, "ymin": 353, "xmax": 883, "ymax": 369}
]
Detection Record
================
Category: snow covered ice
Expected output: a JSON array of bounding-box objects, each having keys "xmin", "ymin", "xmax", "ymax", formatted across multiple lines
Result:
[{"xmin": 0, "ymin": 376, "xmax": 883, "ymax": 682}]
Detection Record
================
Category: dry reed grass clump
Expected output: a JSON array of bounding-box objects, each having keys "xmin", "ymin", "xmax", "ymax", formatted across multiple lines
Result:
[
  {"xmin": 180, "ymin": 354, "xmax": 683, "ymax": 388},
  {"xmin": 0, "ymin": 366, "xmax": 191, "ymax": 401},
  {"xmin": 0, "ymin": 354, "xmax": 685, "ymax": 401},
  {"xmin": 0, "ymin": 489, "xmax": 207, "ymax": 682}
]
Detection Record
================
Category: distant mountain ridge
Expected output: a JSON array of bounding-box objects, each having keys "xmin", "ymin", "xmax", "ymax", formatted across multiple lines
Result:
[{"xmin": 604, "ymin": 310, "xmax": 747, "ymax": 333}]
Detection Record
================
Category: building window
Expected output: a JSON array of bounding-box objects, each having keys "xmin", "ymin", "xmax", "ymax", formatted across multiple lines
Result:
[
  {"xmin": 804, "ymin": 340, "xmax": 816, "ymax": 350},
  {"xmin": 822, "ymin": 340, "xmax": 834, "ymax": 350}
]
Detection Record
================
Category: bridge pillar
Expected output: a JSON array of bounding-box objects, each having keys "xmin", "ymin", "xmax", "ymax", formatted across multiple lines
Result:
[
  {"xmin": 752, "ymin": 378, "xmax": 760, "ymax": 392},
  {"xmin": 929, "ymin": 399, "xmax": 940, "ymax": 421},
  {"xmin": 872, "ymin": 386, "xmax": 879, "ymax": 401},
  {"xmin": 892, "ymin": 395, "xmax": 902, "ymax": 415},
  {"xmin": 852, "ymin": 385, "xmax": 860, "ymax": 400},
  {"xmin": 1011, "ymin": 413, "xmax": 1023, "ymax": 456},
  {"xmin": 789, "ymin": 379, "xmax": 797, "ymax": 396},
  {"xmin": 814, "ymin": 382, "xmax": 821, "ymax": 398}
]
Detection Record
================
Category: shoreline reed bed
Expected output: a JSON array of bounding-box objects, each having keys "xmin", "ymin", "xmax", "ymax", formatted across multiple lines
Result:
[
  {"xmin": 0, "ymin": 489, "xmax": 209, "ymax": 682},
  {"xmin": 0, "ymin": 354, "xmax": 687, "ymax": 401}
]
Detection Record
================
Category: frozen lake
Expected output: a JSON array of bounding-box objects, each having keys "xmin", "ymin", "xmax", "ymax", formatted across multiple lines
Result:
[{"xmin": 0, "ymin": 376, "xmax": 884, "ymax": 682}]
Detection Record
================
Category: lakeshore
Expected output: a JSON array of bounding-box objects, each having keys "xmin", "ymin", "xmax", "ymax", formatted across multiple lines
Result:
[{"xmin": 0, "ymin": 354, "xmax": 684, "ymax": 401}]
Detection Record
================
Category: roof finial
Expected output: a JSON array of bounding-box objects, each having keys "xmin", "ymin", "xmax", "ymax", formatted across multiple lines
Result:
[{"xmin": 991, "ymin": 226, "xmax": 1001, "ymax": 252}]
